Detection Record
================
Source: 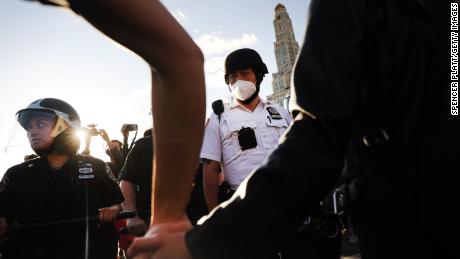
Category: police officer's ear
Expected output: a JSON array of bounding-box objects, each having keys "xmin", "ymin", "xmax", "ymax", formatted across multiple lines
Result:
[
  {"xmin": 253, "ymin": 56, "xmax": 268, "ymax": 83},
  {"xmin": 252, "ymin": 68, "xmax": 265, "ymax": 84}
]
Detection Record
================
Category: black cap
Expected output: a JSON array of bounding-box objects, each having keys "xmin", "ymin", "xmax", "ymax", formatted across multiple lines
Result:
[{"xmin": 224, "ymin": 48, "xmax": 268, "ymax": 84}]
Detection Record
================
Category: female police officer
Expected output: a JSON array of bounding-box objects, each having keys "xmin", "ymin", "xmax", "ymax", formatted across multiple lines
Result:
[{"xmin": 0, "ymin": 98, "xmax": 124, "ymax": 259}]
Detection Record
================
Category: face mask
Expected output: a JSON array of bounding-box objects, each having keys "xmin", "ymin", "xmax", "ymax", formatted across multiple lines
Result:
[{"xmin": 230, "ymin": 80, "xmax": 257, "ymax": 101}]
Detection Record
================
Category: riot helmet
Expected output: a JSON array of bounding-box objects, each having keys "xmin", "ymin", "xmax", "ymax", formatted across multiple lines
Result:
[
  {"xmin": 16, "ymin": 98, "xmax": 81, "ymax": 157},
  {"xmin": 224, "ymin": 48, "xmax": 268, "ymax": 85},
  {"xmin": 224, "ymin": 48, "xmax": 268, "ymax": 104}
]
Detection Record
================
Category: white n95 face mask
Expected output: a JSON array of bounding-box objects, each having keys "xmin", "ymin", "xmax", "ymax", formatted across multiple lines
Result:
[{"xmin": 230, "ymin": 80, "xmax": 257, "ymax": 101}]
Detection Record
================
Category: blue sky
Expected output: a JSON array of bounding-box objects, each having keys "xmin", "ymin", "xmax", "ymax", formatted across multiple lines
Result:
[{"xmin": 0, "ymin": 0, "xmax": 310, "ymax": 177}]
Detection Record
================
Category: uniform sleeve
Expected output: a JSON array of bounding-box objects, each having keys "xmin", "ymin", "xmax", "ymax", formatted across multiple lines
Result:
[
  {"xmin": 200, "ymin": 114, "xmax": 222, "ymax": 162},
  {"xmin": 0, "ymin": 174, "xmax": 9, "ymax": 216},
  {"xmin": 0, "ymin": 170, "xmax": 14, "ymax": 221}
]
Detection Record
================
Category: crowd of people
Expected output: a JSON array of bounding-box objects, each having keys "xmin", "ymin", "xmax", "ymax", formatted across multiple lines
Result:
[
  {"xmin": 0, "ymin": 47, "xmax": 305, "ymax": 258},
  {"xmin": 0, "ymin": 0, "xmax": 455, "ymax": 259}
]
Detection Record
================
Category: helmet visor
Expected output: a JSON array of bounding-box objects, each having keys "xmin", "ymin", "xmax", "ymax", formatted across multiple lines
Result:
[{"xmin": 16, "ymin": 110, "xmax": 57, "ymax": 130}]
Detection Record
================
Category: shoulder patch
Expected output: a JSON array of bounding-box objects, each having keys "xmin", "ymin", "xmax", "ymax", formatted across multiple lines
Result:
[
  {"xmin": 0, "ymin": 175, "xmax": 9, "ymax": 192},
  {"xmin": 78, "ymin": 162, "xmax": 95, "ymax": 180},
  {"xmin": 267, "ymin": 106, "xmax": 283, "ymax": 120}
]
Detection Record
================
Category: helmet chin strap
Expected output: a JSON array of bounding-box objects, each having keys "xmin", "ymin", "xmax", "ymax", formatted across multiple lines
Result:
[
  {"xmin": 240, "ymin": 88, "xmax": 259, "ymax": 104},
  {"xmin": 50, "ymin": 116, "xmax": 69, "ymax": 138}
]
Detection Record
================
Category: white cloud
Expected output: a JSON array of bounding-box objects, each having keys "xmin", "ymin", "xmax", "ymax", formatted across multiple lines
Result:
[
  {"xmin": 171, "ymin": 9, "xmax": 188, "ymax": 26},
  {"xmin": 130, "ymin": 83, "xmax": 151, "ymax": 103},
  {"xmin": 204, "ymin": 59, "xmax": 226, "ymax": 90},
  {"xmin": 195, "ymin": 33, "xmax": 258, "ymax": 57},
  {"xmin": 204, "ymin": 56, "xmax": 225, "ymax": 75},
  {"xmin": 193, "ymin": 32, "xmax": 259, "ymax": 97}
]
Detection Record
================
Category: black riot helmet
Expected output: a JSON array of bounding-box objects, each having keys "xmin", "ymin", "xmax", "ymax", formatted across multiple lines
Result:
[
  {"xmin": 16, "ymin": 98, "xmax": 81, "ymax": 157},
  {"xmin": 224, "ymin": 48, "xmax": 269, "ymax": 85}
]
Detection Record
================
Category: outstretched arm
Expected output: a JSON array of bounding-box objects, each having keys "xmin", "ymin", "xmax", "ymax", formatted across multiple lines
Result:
[
  {"xmin": 72, "ymin": 0, "xmax": 206, "ymax": 223},
  {"xmin": 120, "ymin": 180, "xmax": 148, "ymax": 236}
]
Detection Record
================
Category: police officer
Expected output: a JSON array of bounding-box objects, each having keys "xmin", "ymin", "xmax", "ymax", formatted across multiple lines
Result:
[
  {"xmin": 201, "ymin": 48, "xmax": 292, "ymax": 212},
  {"xmin": 120, "ymin": 133, "xmax": 208, "ymax": 236},
  {"xmin": 24, "ymin": 0, "xmax": 206, "ymax": 227},
  {"xmin": 0, "ymin": 98, "xmax": 124, "ymax": 259},
  {"xmin": 99, "ymin": 129, "xmax": 124, "ymax": 179},
  {"xmin": 119, "ymin": 135, "xmax": 153, "ymax": 236}
]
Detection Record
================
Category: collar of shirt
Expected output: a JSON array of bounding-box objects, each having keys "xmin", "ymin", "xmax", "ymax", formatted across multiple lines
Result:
[{"xmin": 229, "ymin": 98, "xmax": 272, "ymax": 113}]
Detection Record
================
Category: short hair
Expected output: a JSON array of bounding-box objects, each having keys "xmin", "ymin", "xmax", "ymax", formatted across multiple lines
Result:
[
  {"xmin": 143, "ymin": 128, "xmax": 153, "ymax": 137},
  {"xmin": 111, "ymin": 139, "xmax": 123, "ymax": 147}
]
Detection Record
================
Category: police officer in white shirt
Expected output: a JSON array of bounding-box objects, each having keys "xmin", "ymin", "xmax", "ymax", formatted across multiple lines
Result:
[{"xmin": 201, "ymin": 48, "xmax": 292, "ymax": 212}]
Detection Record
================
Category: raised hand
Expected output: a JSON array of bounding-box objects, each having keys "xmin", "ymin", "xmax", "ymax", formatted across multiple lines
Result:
[
  {"xmin": 98, "ymin": 129, "xmax": 111, "ymax": 144},
  {"xmin": 98, "ymin": 205, "xmax": 121, "ymax": 223}
]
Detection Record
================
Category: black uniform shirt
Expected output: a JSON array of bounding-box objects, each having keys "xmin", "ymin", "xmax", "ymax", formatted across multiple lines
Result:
[
  {"xmin": 0, "ymin": 154, "xmax": 124, "ymax": 258},
  {"xmin": 119, "ymin": 136, "xmax": 153, "ymax": 224}
]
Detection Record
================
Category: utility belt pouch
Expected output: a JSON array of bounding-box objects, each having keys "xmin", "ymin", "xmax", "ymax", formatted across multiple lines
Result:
[{"xmin": 237, "ymin": 127, "xmax": 257, "ymax": 150}]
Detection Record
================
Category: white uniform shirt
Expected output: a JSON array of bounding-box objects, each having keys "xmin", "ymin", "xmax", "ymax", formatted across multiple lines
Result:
[{"xmin": 200, "ymin": 99, "xmax": 292, "ymax": 190}]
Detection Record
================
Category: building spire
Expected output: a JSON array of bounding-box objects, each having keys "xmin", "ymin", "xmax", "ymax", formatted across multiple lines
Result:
[
  {"xmin": 267, "ymin": 3, "xmax": 299, "ymax": 106},
  {"xmin": 275, "ymin": 3, "xmax": 286, "ymax": 11}
]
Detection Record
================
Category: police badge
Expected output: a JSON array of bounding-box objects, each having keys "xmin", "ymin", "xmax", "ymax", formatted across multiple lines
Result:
[{"xmin": 78, "ymin": 163, "xmax": 95, "ymax": 180}]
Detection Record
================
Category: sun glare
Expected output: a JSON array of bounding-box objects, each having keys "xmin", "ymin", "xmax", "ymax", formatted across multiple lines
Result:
[{"xmin": 76, "ymin": 129, "xmax": 87, "ymax": 140}]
